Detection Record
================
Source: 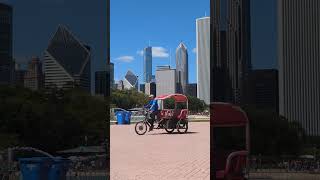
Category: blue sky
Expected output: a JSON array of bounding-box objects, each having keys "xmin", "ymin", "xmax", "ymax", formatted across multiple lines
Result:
[
  {"xmin": 111, "ymin": 0, "xmax": 210, "ymax": 83},
  {"xmin": 111, "ymin": 0, "xmax": 277, "ymax": 84}
]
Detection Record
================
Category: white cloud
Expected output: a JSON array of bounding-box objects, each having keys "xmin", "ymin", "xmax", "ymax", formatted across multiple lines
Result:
[
  {"xmin": 137, "ymin": 46, "xmax": 169, "ymax": 58},
  {"xmin": 136, "ymin": 50, "xmax": 144, "ymax": 56},
  {"xmin": 192, "ymin": 48, "xmax": 197, "ymax": 54},
  {"xmin": 115, "ymin": 56, "xmax": 134, "ymax": 63},
  {"xmin": 152, "ymin": 47, "xmax": 169, "ymax": 58}
]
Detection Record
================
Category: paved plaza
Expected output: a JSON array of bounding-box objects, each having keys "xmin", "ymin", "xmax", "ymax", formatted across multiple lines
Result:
[{"xmin": 110, "ymin": 122, "xmax": 210, "ymax": 180}]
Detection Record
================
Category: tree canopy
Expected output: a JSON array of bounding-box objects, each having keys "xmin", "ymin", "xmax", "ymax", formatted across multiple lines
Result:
[{"xmin": 0, "ymin": 85, "xmax": 107, "ymax": 153}]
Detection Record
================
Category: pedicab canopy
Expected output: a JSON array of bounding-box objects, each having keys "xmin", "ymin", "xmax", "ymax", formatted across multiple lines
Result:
[
  {"xmin": 155, "ymin": 94, "xmax": 188, "ymax": 103},
  {"xmin": 210, "ymin": 102, "xmax": 248, "ymax": 127}
]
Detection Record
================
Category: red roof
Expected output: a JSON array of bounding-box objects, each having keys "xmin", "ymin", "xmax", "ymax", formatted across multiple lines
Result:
[
  {"xmin": 210, "ymin": 102, "xmax": 248, "ymax": 127},
  {"xmin": 155, "ymin": 94, "xmax": 188, "ymax": 102}
]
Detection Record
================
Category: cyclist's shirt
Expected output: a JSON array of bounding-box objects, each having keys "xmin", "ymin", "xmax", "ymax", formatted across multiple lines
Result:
[
  {"xmin": 150, "ymin": 100, "xmax": 158, "ymax": 112},
  {"xmin": 144, "ymin": 100, "xmax": 153, "ymax": 108}
]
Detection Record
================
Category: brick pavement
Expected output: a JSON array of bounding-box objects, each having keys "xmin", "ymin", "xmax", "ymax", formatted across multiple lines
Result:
[{"xmin": 110, "ymin": 122, "xmax": 210, "ymax": 180}]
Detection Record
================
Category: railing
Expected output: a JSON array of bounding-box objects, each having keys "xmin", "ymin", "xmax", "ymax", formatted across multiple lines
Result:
[{"xmin": 248, "ymin": 157, "xmax": 320, "ymax": 179}]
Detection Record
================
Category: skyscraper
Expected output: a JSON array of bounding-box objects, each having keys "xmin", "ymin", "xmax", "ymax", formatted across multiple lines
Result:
[
  {"xmin": 143, "ymin": 46, "xmax": 152, "ymax": 83},
  {"xmin": 0, "ymin": 3, "xmax": 13, "ymax": 85},
  {"xmin": 196, "ymin": 17, "xmax": 210, "ymax": 104},
  {"xmin": 95, "ymin": 71, "xmax": 107, "ymax": 96},
  {"xmin": 44, "ymin": 25, "xmax": 91, "ymax": 92},
  {"xmin": 211, "ymin": 0, "xmax": 251, "ymax": 105},
  {"xmin": 278, "ymin": 0, "xmax": 320, "ymax": 136},
  {"xmin": 108, "ymin": 62, "xmax": 114, "ymax": 88},
  {"xmin": 249, "ymin": 69, "xmax": 278, "ymax": 112},
  {"xmin": 123, "ymin": 70, "xmax": 138, "ymax": 90},
  {"xmin": 24, "ymin": 57, "xmax": 43, "ymax": 91},
  {"xmin": 176, "ymin": 42, "xmax": 188, "ymax": 94}
]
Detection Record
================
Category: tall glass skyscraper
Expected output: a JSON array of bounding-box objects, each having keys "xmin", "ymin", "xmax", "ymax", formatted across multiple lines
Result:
[
  {"xmin": 197, "ymin": 17, "xmax": 210, "ymax": 104},
  {"xmin": 176, "ymin": 42, "xmax": 188, "ymax": 94},
  {"xmin": 211, "ymin": 0, "xmax": 251, "ymax": 105},
  {"xmin": 44, "ymin": 25, "xmax": 91, "ymax": 92},
  {"xmin": 143, "ymin": 46, "xmax": 152, "ymax": 83},
  {"xmin": 0, "ymin": 3, "xmax": 13, "ymax": 85},
  {"xmin": 278, "ymin": 0, "xmax": 320, "ymax": 136}
]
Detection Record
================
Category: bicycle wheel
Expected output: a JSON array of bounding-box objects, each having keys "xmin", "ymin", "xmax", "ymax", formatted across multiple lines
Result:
[
  {"xmin": 164, "ymin": 120, "xmax": 175, "ymax": 134},
  {"xmin": 135, "ymin": 121, "xmax": 148, "ymax": 135},
  {"xmin": 176, "ymin": 120, "xmax": 188, "ymax": 134}
]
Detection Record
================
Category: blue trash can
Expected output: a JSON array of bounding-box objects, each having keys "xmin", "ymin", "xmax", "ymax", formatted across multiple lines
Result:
[
  {"xmin": 116, "ymin": 111, "xmax": 126, "ymax": 124},
  {"xmin": 125, "ymin": 111, "xmax": 132, "ymax": 124},
  {"xmin": 19, "ymin": 157, "xmax": 51, "ymax": 180},
  {"xmin": 48, "ymin": 158, "xmax": 71, "ymax": 180}
]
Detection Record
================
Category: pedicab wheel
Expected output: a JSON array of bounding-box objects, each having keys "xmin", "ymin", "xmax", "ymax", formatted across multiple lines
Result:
[
  {"xmin": 135, "ymin": 121, "xmax": 147, "ymax": 135},
  {"xmin": 164, "ymin": 120, "xmax": 175, "ymax": 134},
  {"xmin": 176, "ymin": 120, "xmax": 188, "ymax": 134}
]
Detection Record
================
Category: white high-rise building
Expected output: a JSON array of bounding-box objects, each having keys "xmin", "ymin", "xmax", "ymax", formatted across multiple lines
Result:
[
  {"xmin": 196, "ymin": 17, "xmax": 210, "ymax": 104},
  {"xmin": 278, "ymin": 0, "xmax": 320, "ymax": 136},
  {"xmin": 156, "ymin": 66, "xmax": 176, "ymax": 96}
]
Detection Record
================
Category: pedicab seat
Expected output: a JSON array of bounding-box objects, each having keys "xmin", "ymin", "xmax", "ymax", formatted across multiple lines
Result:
[
  {"xmin": 177, "ymin": 109, "xmax": 188, "ymax": 120},
  {"xmin": 216, "ymin": 151, "xmax": 248, "ymax": 180}
]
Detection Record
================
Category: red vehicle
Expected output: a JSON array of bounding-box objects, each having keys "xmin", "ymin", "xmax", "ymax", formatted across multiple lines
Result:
[
  {"xmin": 135, "ymin": 94, "xmax": 189, "ymax": 135},
  {"xmin": 211, "ymin": 102, "xmax": 250, "ymax": 180}
]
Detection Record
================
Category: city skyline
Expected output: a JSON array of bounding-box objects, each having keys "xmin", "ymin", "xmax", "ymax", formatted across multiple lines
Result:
[
  {"xmin": 0, "ymin": 0, "xmax": 107, "ymax": 92},
  {"xmin": 111, "ymin": 0, "xmax": 278, "ymax": 85}
]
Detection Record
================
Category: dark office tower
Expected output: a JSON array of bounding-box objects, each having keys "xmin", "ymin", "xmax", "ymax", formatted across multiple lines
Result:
[
  {"xmin": 14, "ymin": 63, "xmax": 27, "ymax": 87},
  {"xmin": 0, "ymin": 3, "xmax": 13, "ymax": 85},
  {"xmin": 211, "ymin": 0, "xmax": 251, "ymax": 105},
  {"xmin": 249, "ymin": 69, "xmax": 279, "ymax": 112},
  {"xmin": 95, "ymin": 71, "xmax": 107, "ymax": 96},
  {"xmin": 176, "ymin": 42, "xmax": 188, "ymax": 94},
  {"xmin": 44, "ymin": 25, "xmax": 91, "ymax": 92},
  {"xmin": 278, "ymin": 0, "xmax": 320, "ymax": 136},
  {"xmin": 143, "ymin": 46, "xmax": 152, "ymax": 83},
  {"xmin": 108, "ymin": 62, "xmax": 114, "ymax": 88}
]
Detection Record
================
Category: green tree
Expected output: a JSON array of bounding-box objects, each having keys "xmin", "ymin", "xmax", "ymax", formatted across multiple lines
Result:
[
  {"xmin": 242, "ymin": 106, "xmax": 305, "ymax": 156},
  {"xmin": 187, "ymin": 96, "xmax": 207, "ymax": 113}
]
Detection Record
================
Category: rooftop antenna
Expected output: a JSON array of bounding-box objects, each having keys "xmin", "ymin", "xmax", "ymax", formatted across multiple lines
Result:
[
  {"xmin": 148, "ymin": 40, "xmax": 151, "ymax": 47},
  {"xmin": 205, "ymin": 11, "xmax": 207, "ymax": 17}
]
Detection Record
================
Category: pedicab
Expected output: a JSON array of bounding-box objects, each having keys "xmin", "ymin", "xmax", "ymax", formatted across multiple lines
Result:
[
  {"xmin": 135, "ymin": 94, "xmax": 189, "ymax": 135},
  {"xmin": 211, "ymin": 102, "xmax": 250, "ymax": 180}
]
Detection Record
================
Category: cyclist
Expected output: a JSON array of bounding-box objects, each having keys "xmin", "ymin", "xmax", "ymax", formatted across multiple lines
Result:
[{"xmin": 144, "ymin": 95, "xmax": 158, "ymax": 131}]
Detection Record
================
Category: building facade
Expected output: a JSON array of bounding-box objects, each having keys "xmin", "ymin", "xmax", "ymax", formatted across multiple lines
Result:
[
  {"xmin": 95, "ymin": 71, "xmax": 107, "ymax": 96},
  {"xmin": 0, "ymin": 3, "xmax": 13, "ymax": 85},
  {"xmin": 44, "ymin": 25, "xmax": 91, "ymax": 92},
  {"xmin": 117, "ymin": 80, "xmax": 124, "ymax": 90},
  {"xmin": 14, "ymin": 63, "xmax": 27, "ymax": 87},
  {"xmin": 145, "ymin": 82, "xmax": 156, "ymax": 96},
  {"xmin": 249, "ymin": 69, "xmax": 278, "ymax": 112},
  {"xmin": 211, "ymin": 0, "xmax": 251, "ymax": 105},
  {"xmin": 123, "ymin": 70, "xmax": 138, "ymax": 90},
  {"xmin": 196, "ymin": 17, "xmax": 210, "ymax": 104},
  {"xmin": 24, "ymin": 57, "xmax": 43, "ymax": 91},
  {"xmin": 176, "ymin": 42, "xmax": 188, "ymax": 94},
  {"xmin": 156, "ymin": 66, "xmax": 176, "ymax": 96},
  {"xmin": 143, "ymin": 46, "xmax": 152, "ymax": 83},
  {"xmin": 187, "ymin": 83, "xmax": 197, "ymax": 97},
  {"xmin": 278, "ymin": 0, "xmax": 320, "ymax": 135},
  {"xmin": 108, "ymin": 62, "xmax": 114, "ymax": 88}
]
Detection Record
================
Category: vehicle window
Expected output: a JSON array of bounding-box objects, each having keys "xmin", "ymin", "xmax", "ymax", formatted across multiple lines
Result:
[
  {"xmin": 164, "ymin": 98, "xmax": 175, "ymax": 109},
  {"xmin": 176, "ymin": 102, "xmax": 187, "ymax": 110}
]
